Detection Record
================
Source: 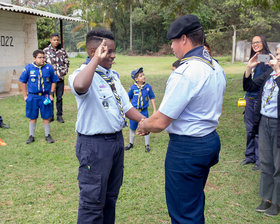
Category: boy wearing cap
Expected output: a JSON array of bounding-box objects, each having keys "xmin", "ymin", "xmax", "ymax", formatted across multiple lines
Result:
[
  {"xmin": 125, "ymin": 67, "xmax": 156, "ymax": 152},
  {"xmin": 19, "ymin": 50, "xmax": 59, "ymax": 144}
]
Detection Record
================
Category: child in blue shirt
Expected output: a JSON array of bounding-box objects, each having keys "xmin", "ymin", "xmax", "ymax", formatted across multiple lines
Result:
[
  {"xmin": 19, "ymin": 50, "xmax": 59, "ymax": 144},
  {"xmin": 125, "ymin": 67, "xmax": 156, "ymax": 152}
]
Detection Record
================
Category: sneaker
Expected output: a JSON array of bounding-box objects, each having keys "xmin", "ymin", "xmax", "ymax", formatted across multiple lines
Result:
[
  {"xmin": 49, "ymin": 117, "xmax": 54, "ymax": 122},
  {"xmin": 252, "ymin": 164, "xmax": 260, "ymax": 171},
  {"xmin": 0, "ymin": 123, "xmax": 10, "ymax": 129},
  {"xmin": 240, "ymin": 159, "xmax": 254, "ymax": 165},
  {"xmin": 45, "ymin": 134, "xmax": 55, "ymax": 143},
  {"xmin": 125, "ymin": 143, "xmax": 133, "ymax": 150},
  {"xmin": 264, "ymin": 204, "xmax": 280, "ymax": 217},
  {"xmin": 256, "ymin": 200, "xmax": 271, "ymax": 213},
  {"xmin": 57, "ymin": 116, "xmax": 64, "ymax": 123},
  {"xmin": 145, "ymin": 145, "xmax": 151, "ymax": 152},
  {"xmin": 26, "ymin": 135, "xmax": 35, "ymax": 144}
]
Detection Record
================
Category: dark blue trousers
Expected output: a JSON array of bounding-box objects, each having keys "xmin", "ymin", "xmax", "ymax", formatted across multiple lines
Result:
[
  {"xmin": 244, "ymin": 97, "xmax": 259, "ymax": 165},
  {"xmin": 165, "ymin": 131, "xmax": 220, "ymax": 224},
  {"xmin": 76, "ymin": 131, "xmax": 124, "ymax": 224}
]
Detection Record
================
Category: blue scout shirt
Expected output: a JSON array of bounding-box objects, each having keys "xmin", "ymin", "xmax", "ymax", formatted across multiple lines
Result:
[
  {"xmin": 128, "ymin": 83, "xmax": 155, "ymax": 110},
  {"xmin": 19, "ymin": 63, "xmax": 59, "ymax": 93},
  {"xmin": 159, "ymin": 46, "xmax": 226, "ymax": 137},
  {"xmin": 68, "ymin": 64, "xmax": 133, "ymax": 135}
]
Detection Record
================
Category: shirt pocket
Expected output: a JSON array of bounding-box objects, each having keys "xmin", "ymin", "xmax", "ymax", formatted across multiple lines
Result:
[
  {"xmin": 43, "ymin": 72, "xmax": 51, "ymax": 83},
  {"xmin": 98, "ymin": 87, "xmax": 118, "ymax": 110},
  {"xmin": 29, "ymin": 76, "xmax": 39, "ymax": 90}
]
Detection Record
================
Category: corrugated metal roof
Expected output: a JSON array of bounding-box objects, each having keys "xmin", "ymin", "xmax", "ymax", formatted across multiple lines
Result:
[{"xmin": 0, "ymin": 2, "xmax": 87, "ymax": 23}]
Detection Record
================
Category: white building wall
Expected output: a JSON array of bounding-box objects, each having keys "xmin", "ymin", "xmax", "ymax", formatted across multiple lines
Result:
[{"xmin": 0, "ymin": 10, "xmax": 38, "ymax": 93}]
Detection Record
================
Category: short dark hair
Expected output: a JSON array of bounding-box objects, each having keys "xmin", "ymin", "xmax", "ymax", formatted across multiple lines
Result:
[
  {"xmin": 86, "ymin": 28, "xmax": 115, "ymax": 48},
  {"xmin": 186, "ymin": 29, "xmax": 204, "ymax": 46},
  {"xmin": 172, "ymin": 60, "xmax": 180, "ymax": 68},
  {"xmin": 50, "ymin": 33, "xmax": 59, "ymax": 38},
  {"xmin": 33, "ymin": 49, "xmax": 44, "ymax": 58}
]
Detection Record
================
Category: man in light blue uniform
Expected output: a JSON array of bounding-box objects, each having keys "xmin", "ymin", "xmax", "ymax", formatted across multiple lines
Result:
[
  {"xmin": 138, "ymin": 15, "xmax": 226, "ymax": 223},
  {"xmin": 68, "ymin": 28, "xmax": 146, "ymax": 224}
]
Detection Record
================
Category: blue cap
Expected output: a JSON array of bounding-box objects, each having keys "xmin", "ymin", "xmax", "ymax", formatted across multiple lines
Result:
[
  {"xmin": 167, "ymin": 15, "xmax": 202, "ymax": 40},
  {"xmin": 131, "ymin": 67, "xmax": 143, "ymax": 80}
]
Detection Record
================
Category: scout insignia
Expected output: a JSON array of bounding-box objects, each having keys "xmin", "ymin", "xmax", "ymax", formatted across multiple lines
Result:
[
  {"xmin": 102, "ymin": 100, "xmax": 109, "ymax": 109},
  {"xmin": 46, "ymin": 77, "xmax": 50, "ymax": 82},
  {"xmin": 30, "ymin": 70, "xmax": 35, "ymax": 75},
  {"xmin": 31, "ymin": 78, "xmax": 36, "ymax": 82}
]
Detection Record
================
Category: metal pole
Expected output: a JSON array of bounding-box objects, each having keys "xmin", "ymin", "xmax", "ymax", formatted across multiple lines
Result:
[
  {"xmin": 232, "ymin": 25, "xmax": 236, "ymax": 64},
  {"xmin": 60, "ymin": 19, "xmax": 63, "ymax": 48}
]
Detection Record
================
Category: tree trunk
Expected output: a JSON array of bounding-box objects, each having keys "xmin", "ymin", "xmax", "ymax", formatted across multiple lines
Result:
[{"xmin": 129, "ymin": 3, "xmax": 133, "ymax": 53}]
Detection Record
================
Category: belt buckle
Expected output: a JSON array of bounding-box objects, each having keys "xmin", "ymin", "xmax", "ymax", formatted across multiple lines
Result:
[{"xmin": 38, "ymin": 93, "xmax": 42, "ymax": 96}]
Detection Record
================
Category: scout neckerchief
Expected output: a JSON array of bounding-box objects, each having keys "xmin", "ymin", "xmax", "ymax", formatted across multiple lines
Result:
[
  {"xmin": 134, "ymin": 82, "xmax": 146, "ymax": 109},
  {"xmin": 32, "ymin": 62, "xmax": 45, "ymax": 92},
  {"xmin": 84, "ymin": 57, "xmax": 127, "ymax": 125},
  {"xmin": 180, "ymin": 45, "xmax": 215, "ymax": 70},
  {"xmin": 263, "ymin": 72, "xmax": 280, "ymax": 109},
  {"xmin": 96, "ymin": 69, "xmax": 127, "ymax": 125}
]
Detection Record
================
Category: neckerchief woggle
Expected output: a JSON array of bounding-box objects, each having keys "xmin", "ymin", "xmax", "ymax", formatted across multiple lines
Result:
[
  {"xmin": 180, "ymin": 46, "xmax": 215, "ymax": 70},
  {"xmin": 84, "ymin": 57, "xmax": 127, "ymax": 126}
]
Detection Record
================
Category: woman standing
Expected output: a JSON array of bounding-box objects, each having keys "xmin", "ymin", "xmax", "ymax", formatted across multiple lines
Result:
[
  {"xmin": 241, "ymin": 35, "xmax": 271, "ymax": 171},
  {"xmin": 243, "ymin": 44, "xmax": 280, "ymax": 216}
]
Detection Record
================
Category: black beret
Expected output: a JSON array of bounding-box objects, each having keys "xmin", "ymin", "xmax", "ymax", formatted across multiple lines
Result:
[{"xmin": 167, "ymin": 15, "xmax": 202, "ymax": 40}]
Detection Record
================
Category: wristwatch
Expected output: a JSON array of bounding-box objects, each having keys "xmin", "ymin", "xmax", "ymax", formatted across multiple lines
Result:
[{"xmin": 50, "ymin": 91, "xmax": 54, "ymax": 95}]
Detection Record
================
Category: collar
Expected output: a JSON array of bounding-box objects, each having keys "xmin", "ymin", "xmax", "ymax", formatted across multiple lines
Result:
[
  {"xmin": 49, "ymin": 43, "xmax": 61, "ymax": 51},
  {"xmin": 32, "ymin": 62, "xmax": 45, "ymax": 69},
  {"xmin": 180, "ymin": 46, "xmax": 214, "ymax": 70},
  {"xmin": 85, "ymin": 57, "xmax": 111, "ymax": 78},
  {"xmin": 134, "ymin": 82, "xmax": 146, "ymax": 88}
]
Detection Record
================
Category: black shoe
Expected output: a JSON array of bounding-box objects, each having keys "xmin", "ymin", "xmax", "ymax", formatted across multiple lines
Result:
[
  {"xmin": 145, "ymin": 145, "xmax": 151, "ymax": 152},
  {"xmin": 240, "ymin": 159, "xmax": 254, "ymax": 165},
  {"xmin": 26, "ymin": 135, "xmax": 35, "ymax": 144},
  {"xmin": 125, "ymin": 143, "xmax": 133, "ymax": 150},
  {"xmin": 256, "ymin": 200, "xmax": 271, "ymax": 213},
  {"xmin": 252, "ymin": 164, "xmax": 260, "ymax": 171},
  {"xmin": 57, "ymin": 116, "xmax": 64, "ymax": 123},
  {"xmin": 45, "ymin": 134, "xmax": 55, "ymax": 143},
  {"xmin": 0, "ymin": 123, "xmax": 10, "ymax": 129},
  {"xmin": 49, "ymin": 117, "xmax": 54, "ymax": 122},
  {"xmin": 264, "ymin": 204, "xmax": 280, "ymax": 216}
]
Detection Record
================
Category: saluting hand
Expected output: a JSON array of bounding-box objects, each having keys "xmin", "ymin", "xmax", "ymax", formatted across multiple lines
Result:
[{"xmin": 94, "ymin": 39, "xmax": 108, "ymax": 63}]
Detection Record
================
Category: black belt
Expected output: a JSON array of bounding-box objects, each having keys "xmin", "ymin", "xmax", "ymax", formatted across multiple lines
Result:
[
  {"xmin": 29, "ymin": 92, "xmax": 48, "ymax": 96},
  {"xmin": 77, "ymin": 131, "xmax": 122, "ymax": 139}
]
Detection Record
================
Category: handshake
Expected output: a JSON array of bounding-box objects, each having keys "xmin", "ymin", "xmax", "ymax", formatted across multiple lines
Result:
[{"xmin": 137, "ymin": 118, "xmax": 149, "ymax": 136}]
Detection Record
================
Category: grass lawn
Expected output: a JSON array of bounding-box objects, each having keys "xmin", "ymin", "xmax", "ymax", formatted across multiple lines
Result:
[{"xmin": 1, "ymin": 54, "xmax": 279, "ymax": 223}]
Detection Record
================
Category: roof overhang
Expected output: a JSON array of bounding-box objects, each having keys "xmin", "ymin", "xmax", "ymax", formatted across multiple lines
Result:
[{"xmin": 0, "ymin": 2, "xmax": 87, "ymax": 23}]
